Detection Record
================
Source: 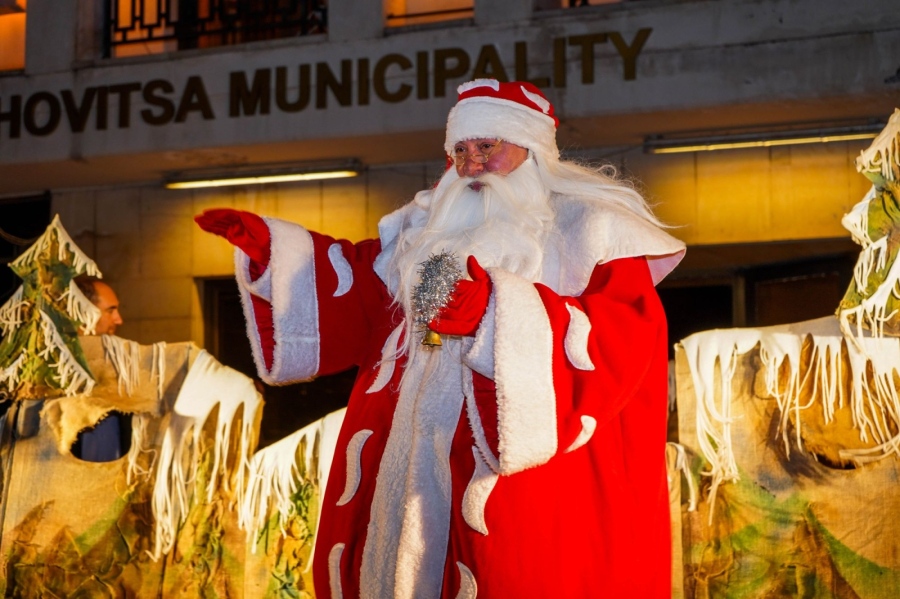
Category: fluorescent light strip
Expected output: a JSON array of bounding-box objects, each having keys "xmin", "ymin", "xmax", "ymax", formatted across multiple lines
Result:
[
  {"xmin": 647, "ymin": 132, "xmax": 879, "ymax": 155},
  {"xmin": 165, "ymin": 170, "xmax": 358, "ymax": 189}
]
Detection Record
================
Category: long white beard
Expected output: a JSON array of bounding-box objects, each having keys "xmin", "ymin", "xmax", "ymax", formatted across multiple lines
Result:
[{"xmin": 386, "ymin": 156, "xmax": 555, "ymax": 331}]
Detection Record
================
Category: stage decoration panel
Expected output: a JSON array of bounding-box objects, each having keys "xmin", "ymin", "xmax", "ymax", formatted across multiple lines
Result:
[{"xmin": 674, "ymin": 110, "xmax": 900, "ymax": 599}]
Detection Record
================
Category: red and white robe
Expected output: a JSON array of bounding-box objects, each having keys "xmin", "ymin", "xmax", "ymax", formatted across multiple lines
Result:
[{"xmin": 235, "ymin": 194, "xmax": 685, "ymax": 598}]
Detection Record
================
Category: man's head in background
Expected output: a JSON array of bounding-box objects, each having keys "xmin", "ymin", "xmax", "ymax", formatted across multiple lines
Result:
[{"xmin": 74, "ymin": 276, "xmax": 123, "ymax": 335}]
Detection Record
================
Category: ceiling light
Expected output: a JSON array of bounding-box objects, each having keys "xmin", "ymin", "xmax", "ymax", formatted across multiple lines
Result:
[
  {"xmin": 644, "ymin": 123, "xmax": 884, "ymax": 154},
  {"xmin": 164, "ymin": 160, "xmax": 361, "ymax": 190}
]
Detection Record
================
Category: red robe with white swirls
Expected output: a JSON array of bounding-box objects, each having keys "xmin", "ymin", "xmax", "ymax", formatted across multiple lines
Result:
[{"xmin": 235, "ymin": 196, "xmax": 684, "ymax": 598}]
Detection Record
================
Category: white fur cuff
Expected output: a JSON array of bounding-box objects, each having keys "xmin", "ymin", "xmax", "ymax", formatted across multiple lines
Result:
[
  {"xmin": 236, "ymin": 218, "xmax": 320, "ymax": 385},
  {"xmin": 490, "ymin": 268, "xmax": 558, "ymax": 474}
]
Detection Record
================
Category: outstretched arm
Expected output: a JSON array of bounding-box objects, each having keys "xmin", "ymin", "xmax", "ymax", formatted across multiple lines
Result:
[{"xmin": 195, "ymin": 209, "xmax": 389, "ymax": 384}]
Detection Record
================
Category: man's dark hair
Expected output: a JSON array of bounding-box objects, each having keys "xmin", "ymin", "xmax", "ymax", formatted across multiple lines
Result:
[{"xmin": 74, "ymin": 276, "xmax": 101, "ymax": 305}]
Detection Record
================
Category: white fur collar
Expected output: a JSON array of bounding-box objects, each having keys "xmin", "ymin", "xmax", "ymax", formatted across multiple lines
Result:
[{"xmin": 373, "ymin": 192, "xmax": 685, "ymax": 296}]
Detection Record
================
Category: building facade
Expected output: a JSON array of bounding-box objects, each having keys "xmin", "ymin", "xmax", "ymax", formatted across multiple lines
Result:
[{"xmin": 1, "ymin": 0, "xmax": 898, "ymax": 412}]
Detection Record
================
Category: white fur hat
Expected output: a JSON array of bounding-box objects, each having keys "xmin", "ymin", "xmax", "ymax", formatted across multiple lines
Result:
[{"xmin": 444, "ymin": 79, "xmax": 560, "ymax": 161}]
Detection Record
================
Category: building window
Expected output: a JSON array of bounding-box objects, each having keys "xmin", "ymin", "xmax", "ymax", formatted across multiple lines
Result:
[
  {"xmin": 384, "ymin": 0, "xmax": 473, "ymax": 28},
  {"xmin": 0, "ymin": 0, "xmax": 26, "ymax": 72},
  {"xmin": 108, "ymin": 0, "xmax": 327, "ymax": 59}
]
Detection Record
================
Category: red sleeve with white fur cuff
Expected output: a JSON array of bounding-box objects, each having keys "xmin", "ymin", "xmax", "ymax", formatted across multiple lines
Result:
[
  {"xmin": 465, "ymin": 257, "xmax": 665, "ymax": 475},
  {"xmin": 236, "ymin": 218, "xmax": 319, "ymax": 385}
]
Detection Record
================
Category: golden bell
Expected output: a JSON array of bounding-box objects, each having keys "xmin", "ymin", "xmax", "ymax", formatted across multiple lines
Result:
[{"xmin": 422, "ymin": 328, "xmax": 443, "ymax": 347}]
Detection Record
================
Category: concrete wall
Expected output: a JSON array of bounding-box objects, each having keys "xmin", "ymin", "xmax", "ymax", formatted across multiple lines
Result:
[{"xmin": 637, "ymin": 140, "xmax": 871, "ymax": 245}]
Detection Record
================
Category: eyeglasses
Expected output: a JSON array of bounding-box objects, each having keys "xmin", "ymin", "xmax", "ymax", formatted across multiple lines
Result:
[{"xmin": 451, "ymin": 139, "xmax": 503, "ymax": 167}]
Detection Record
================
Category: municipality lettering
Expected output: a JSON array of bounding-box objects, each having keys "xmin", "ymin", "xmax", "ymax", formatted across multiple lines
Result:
[{"xmin": 0, "ymin": 30, "xmax": 651, "ymax": 139}]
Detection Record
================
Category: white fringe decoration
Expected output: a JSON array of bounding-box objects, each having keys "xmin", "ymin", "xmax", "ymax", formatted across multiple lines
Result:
[
  {"xmin": 666, "ymin": 442, "xmax": 698, "ymax": 513},
  {"xmin": 10, "ymin": 214, "xmax": 100, "ymax": 278},
  {"xmin": 0, "ymin": 353, "xmax": 25, "ymax": 392},
  {"xmin": 240, "ymin": 408, "xmax": 345, "ymax": 555},
  {"xmin": 118, "ymin": 342, "xmax": 166, "ymax": 487},
  {"xmin": 0, "ymin": 286, "xmax": 24, "ymax": 335},
  {"xmin": 681, "ymin": 320, "xmax": 900, "ymax": 517},
  {"xmin": 149, "ymin": 350, "xmax": 262, "ymax": 560},
  {"xmin": 102, "ymin": 336, "xmax": 143, "ymax": 397},
  {"xmin": 153, "ymin": 341, "xmax": 167, "ymax": 401},
  {"xmin": 36, "ymin": 309, "xmax": 94, "ymax": 396},
  {"xmin": 62, "ymin": 280, "xmax": 101, "ymax": 335},
  {"xmin": 126, "ymin": 413, "xmax": 154, "ymax": 486},
  {"xmin": 242, "ymin": 428, "xmax": 314, "ymax": 547}
]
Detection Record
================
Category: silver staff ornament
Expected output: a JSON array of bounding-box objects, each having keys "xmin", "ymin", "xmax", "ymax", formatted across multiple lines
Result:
[{"xmin": 412, "ymin": 251, "xmax": 464, "ymax": 347}]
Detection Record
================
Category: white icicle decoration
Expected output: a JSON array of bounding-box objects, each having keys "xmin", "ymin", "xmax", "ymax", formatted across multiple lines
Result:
[
  {"xmin": 0, "ymin": 286, "xmax": 24, "ymax": 335},
  {"xmin": 150, "ymin": 350, "xmax": 262, "ymax": 560},
  {"xmin": 839, "ymin": 251, "xmax": 900, "ymax": 340},
  {"xmin": 9, "ymin": 214, "xmax": 100, "ymax": 277},
  {"xmin": 841, "ymin": 187, "xmax": 874, "ymax": 248},
  {"xmin": 856, "ymin": 108, "xmax": 900, "ymax": 183},
  {"xmin": 680, "ymin": 329, "xmax": 759, "ymax": 514}
]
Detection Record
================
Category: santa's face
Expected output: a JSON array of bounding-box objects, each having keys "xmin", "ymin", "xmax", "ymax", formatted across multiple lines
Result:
[{"xmin": 451, "ymin": 138, "xmax": 530, "ymax": 179}]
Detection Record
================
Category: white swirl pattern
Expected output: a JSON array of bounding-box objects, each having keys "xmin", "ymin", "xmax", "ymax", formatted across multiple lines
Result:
[
  {"xmin": 564, "ymin": 304, "xmax": 595, "ymax": 371},
  {"xmin": 328, "ymin": 243, "xmax": 353, "ymax": 297},
  {"xmin": 336, "ymin": 429, "xmax": 374, "ymax": 506},
  {"xmin": 461, "ymin": 446, "xmax": 499, "ymax": 535}
]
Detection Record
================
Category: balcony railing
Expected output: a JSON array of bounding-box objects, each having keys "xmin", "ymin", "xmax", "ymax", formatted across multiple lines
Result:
[{"xmin": 107, "ymin": 0, "xmax": 326, "ymax": 57}]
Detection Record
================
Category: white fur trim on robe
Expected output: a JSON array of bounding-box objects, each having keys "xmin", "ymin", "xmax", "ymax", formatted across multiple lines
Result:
[
  {"xmin": 463, "ymin": 292, "xmax": 496, "ymax": 379},
  {"xmin": 236, "ymin": 217, "xmax": 319, "ymax": 385},
  {"xmin": 373, "ymin": 193, "xmax": 685, "ymax": 295},
  {"xmin": 463, "ymin": 360, "xmax": 500, "ymax": 472},
  {"xmin": 373, "ymin": 192, "xmax": 430, "ymax": 289},
  {"xmin": 550, "ymin": 195, "xmax": 685, "ymax": 295},
  {"xmin": 490, "ymin": 268, "xmax": 558, "ymax": 474},
  {"xmin": 360, "ymin": 343, "xmax": 466, "ymax": 599}
]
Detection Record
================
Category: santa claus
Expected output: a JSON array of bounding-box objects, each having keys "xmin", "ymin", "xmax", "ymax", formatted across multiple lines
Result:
[{"xmin": 196, "ymin": 79, "xmax": 685, "ymax": 598}]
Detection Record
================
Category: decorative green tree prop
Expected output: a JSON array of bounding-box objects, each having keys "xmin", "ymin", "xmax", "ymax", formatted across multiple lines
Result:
[
  {"xmin": 838, "ymin": 109, "xmax": 900, "ymax": 336},
  {"xmin": 0, "ymin": 215, "xmax": 102, "ymax": 400}
]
